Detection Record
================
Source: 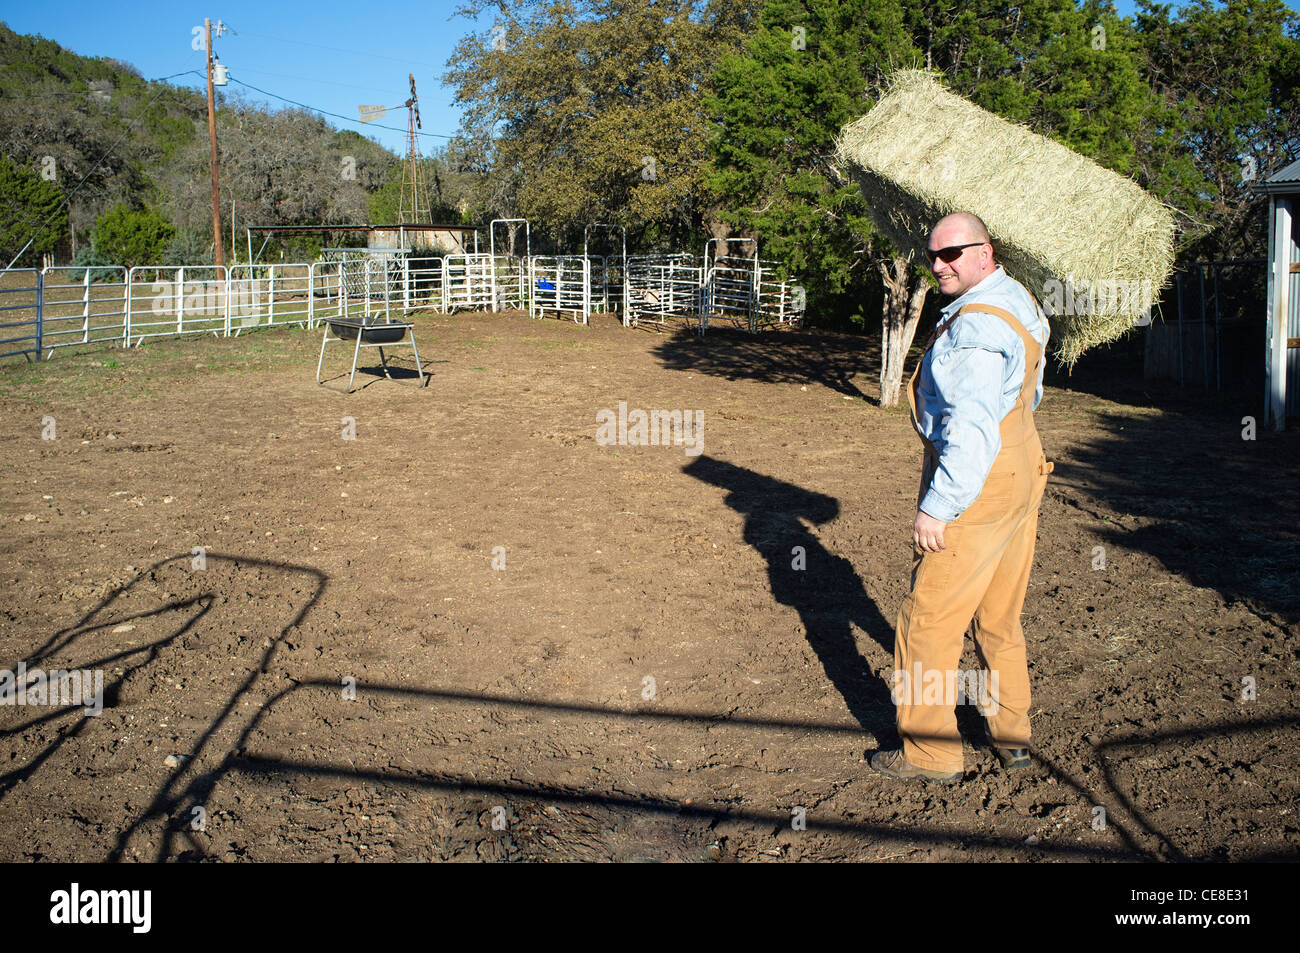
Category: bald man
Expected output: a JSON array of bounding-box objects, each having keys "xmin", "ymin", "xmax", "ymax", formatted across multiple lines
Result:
[{"xmin": 870, "ymin": 211, "xmax": 1053, "ymax": 783}]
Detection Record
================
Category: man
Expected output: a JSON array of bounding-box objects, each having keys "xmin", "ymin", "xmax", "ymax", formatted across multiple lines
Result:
[{"xmin": 870, "ymin": 211, "xmax": 1053, "ymax": 783}]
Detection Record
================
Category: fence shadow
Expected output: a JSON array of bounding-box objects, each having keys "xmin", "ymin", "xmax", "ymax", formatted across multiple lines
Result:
[
  {"xmin": 0, "ymin": 592, "xmax": 214, "ymax": 801},
  {"xmin": 652, "ymin": 320, "xmax": 1250, "ymax": 416},
  {"xmin": 0, "ymin": 552, "xmax": 328, "ymax": 861},
  {"xmin": 154, "ymin": 678, "xmax": 1300, "ymax": 862},
  {"xmin": 5, "ymin": 543, "xmax": 1296, "ymax": 862},
  {"xmin": 1057, "ymin": 403, "xmax": 1300, "ymax": 624}
]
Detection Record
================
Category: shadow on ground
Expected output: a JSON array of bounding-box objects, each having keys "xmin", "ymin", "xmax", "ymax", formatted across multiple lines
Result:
[
  {"xmin": 654, "ymin": 326, "xmax": 878, "ymax": 400},
  {"xmin": 684, "ymin": 455, "xmax": 897, "ymax": 740}
]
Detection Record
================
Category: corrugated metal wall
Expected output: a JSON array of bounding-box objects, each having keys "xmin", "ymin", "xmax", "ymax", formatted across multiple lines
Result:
[{"xmin": 1289, "ymin": 211, "xmax": 1300, "ymax": 416}]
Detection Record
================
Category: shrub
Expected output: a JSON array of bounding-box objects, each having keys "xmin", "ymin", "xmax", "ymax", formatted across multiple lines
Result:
[
  {"xmin": 69, "ymin": 245, "xmax": 119, "ymax": 283},
  {"xmin": 90, "ymin": 204, "xmax": 175, "ymax": 267}
]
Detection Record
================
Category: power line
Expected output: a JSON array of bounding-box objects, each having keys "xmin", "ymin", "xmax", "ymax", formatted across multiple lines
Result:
[{"xmin": 227, "ymin": 76, "xmax": 456, "ymax": 140}]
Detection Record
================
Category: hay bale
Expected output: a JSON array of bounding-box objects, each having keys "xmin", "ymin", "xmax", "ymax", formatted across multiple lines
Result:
[{"xmin": 834, "ymin": 69, "xmax": 1176, "ymax": 368}]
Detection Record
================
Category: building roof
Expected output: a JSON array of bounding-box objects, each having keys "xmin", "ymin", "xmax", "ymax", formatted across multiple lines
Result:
[
  {"xmin": 244, "ymin": 223, "xmax": 477, "ymax": 232},
  {"xmin": 1261, "ymin": 158, "xmax": 1300, "ymax": 193}
]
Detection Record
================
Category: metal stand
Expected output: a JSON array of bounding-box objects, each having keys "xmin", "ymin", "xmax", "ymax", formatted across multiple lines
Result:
[{"xmin": 317, "ymin": 319, "xmax": 424, "ymax": 394}]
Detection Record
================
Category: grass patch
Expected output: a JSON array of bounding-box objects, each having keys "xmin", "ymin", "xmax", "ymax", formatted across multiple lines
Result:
[{"xmin": 0, "ymin": 325, "xmax": 310, "ymax": 404}]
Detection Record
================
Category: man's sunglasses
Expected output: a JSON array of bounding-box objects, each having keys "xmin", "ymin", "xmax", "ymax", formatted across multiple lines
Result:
[{"xmin": 925, "ymin": 242, "xmax": 987, "ymax": 264}]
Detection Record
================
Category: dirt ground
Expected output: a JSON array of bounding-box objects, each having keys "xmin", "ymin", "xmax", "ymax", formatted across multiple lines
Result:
[{"xmin": 0, "ymin": 308, "xmax": 1296, "ymax": 862}]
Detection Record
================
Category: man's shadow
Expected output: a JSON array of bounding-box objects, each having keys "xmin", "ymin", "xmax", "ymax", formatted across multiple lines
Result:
[{"xmin": 685, "ymin": 456, "xmax": 899, "ymax": 744}]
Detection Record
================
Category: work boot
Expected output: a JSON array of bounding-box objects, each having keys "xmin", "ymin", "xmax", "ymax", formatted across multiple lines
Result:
[
  {"xmin": 992, "ymin": 746, "xmax": 1032, "ymax": 770},
  {"xmin": 983, "ymin": 717, "xmax": 1032, "ymax": 770},
  {"xmin": 868, "ymin": 748, "xmax": 962, "ymax": 783}
]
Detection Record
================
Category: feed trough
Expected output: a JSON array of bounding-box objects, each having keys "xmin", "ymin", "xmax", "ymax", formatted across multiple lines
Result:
[
  {"xmin": 327, "ymin": 318, "xmax": 412, "ymax": 345},
  {"xmin": 316, "ymin": 318, "xmax": 425, "ymax": 393}
]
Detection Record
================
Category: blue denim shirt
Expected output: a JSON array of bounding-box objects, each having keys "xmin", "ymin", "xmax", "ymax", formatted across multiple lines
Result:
[{"xmin": 916, "ymin": 265, "xmax": 1049, "ymax": 522}]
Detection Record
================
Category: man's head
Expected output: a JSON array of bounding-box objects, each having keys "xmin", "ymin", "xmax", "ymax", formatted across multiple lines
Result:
[{"xmin": 927, "ymin": 211, "xmax": 996, "ymax": 298}]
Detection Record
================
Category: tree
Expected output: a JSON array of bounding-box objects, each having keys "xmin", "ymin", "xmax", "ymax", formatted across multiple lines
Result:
[
  {"xmin": 903, "ymin": 0, "xmax": 1151, "ymax": 173},
  {"xmin": 0, "ymin": 22, "xmax": 422, "ymax": 260},
  {"xmin": 368, "ymin": 142, "xmax": 481, "ymax": 225},
  {"xmin": 69, "ymin": 244, "xmax": 118, "ymax": 282},
  {"xmin": 877, "ymin": 256, "xmax": 931, "ymax": 406},
  {"xmin": 161, "ymin": 227, "xmax": 213, "ymax": 266},
  {"xmin": 708, "ymin": 1, "xmax": 911, "ymax": 307},
  {"xmin": 155, "ymin": 101, "xmax": 393, "ymax": 235},
  {"xmin": 0, "ymin": 25, "xmax": 191, "ymax": 244},
  {"xmin": 445, "ymin": 0, "xmax": 758, "ymax": 247},
  {"xmin": 706, "ymin": 0, "xmax": 931, "ymax": 404},
  {"xmin": 0, "ymin": 153, "xmax": 67, "ymax": 266},
  {"xmin": 707, "ymin": 0, "xmax": 1165, "ymax": 403},
  {"xmin": 91, "ymin": 204, "xmax": 174, "ymax": 266},
  {"xmin": 1133, "ymin": 0, "xmax": 1300, "ymax": 259}
]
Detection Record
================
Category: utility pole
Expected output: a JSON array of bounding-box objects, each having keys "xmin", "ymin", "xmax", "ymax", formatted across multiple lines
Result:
[{"xmin": 205, "ymin": 17, "xmax": 224, "ymax": 267}]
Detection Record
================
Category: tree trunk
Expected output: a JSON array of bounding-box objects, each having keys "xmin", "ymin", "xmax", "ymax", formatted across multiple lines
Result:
[{"xmin": 878, "ymin": 256, "xmax": 930, "ymax": 408}]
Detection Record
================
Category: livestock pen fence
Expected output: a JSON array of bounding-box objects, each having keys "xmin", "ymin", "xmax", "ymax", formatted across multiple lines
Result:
[
  {"xmin": 2, "ymin": 262, "xmax": 335, "ymax": 359},
  {"xmin": 1143, "ymin": 258, "xmax": 1267, "ymax": 396},
  {"xmin": 0, "ymin": 238, "xmax": 805, "ymax": 362},
  {"xmin": 621, "ymin": 251, "xmax": 804, "ymax": 332}
]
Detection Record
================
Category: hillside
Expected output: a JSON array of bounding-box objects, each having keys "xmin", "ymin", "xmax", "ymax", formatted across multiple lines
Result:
[{"xmin": 0, "ymin": 22, "xmax": 404, "ymax": 265}]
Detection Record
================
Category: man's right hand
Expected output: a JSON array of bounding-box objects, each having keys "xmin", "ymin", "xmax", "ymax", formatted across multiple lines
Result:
[{"xmin": 914, "ymin": 510, "xmax": 948, "ymax": 553}]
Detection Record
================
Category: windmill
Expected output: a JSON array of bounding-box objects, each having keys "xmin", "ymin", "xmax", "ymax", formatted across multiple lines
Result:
[{"xmin": 398, "ymin": 73, "xmax": 430, "ymax": 225}]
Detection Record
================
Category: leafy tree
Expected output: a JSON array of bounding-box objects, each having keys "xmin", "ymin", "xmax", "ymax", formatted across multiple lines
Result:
[
  {"xmin": 368, "ymin": 145, "xmax": 476, "ymax": 225},
  {"xmin": 903, "ymin": 1, "xmax": 1150, "ymax": 174},
  {"xmin": 0, "ymin": 24, "xmax": 415, "ymax": 251},
  {"xmin": 706, "ymin": 0, "xmax": 918, "ymax": 324},
  {"xmin": 91, "ymin": 204, "xmax": 174, "ymax": 266},
  {"xmin": 161, "ymin": 227, "xmax": 213, "ymax": 266},
  {"xmin": 1133, "ymin": 0, "xmax": 1300, "ymax": 259},
  {"xmin": 445, "ymin": 0, "xmax": 758, "ymax": 247},
  {"xmin": 706, "ymin": 0, "xmax": 935, "ymax": 403},
  {"xmin": 0, "ymin": 25, "xmax": 192, "ymax": 243},
  {"xmin": 707, "ymin": 0, "xmax": 1165, "ymax": 402},
  {"xmin": 155, "ymin": 101, "xmax": 391, "ymax": 235},
  {"xmin": 0, "ymin": 152, "xmax": 67, "ymax": 266}
]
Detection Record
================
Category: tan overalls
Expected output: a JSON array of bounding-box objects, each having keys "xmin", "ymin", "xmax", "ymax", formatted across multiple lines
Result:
[{"xmin": 896, "ymin": 303, "xmax": 1054, "ymax": 772}]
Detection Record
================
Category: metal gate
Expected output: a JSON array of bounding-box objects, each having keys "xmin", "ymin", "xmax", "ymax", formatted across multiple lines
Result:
[
  {"xmin": 623, "ymin": 254, "xmax": 703, "ymax": 328},
  {"xmin": 443, "ymin": 254, "xmax": 495, "ymax": 312},
  {"xmin": 529, "ymin": 256, "xmax": 590, "ymax": 323},
  {"xmin": 33, "ymin": 266, "xmax": 129, "ymax": 355},
  {"xmin": 702, "ymin": 253, "xmax": 760, "ymax": 332},
  {"xmin": 126, "ymin": 266, "xmax": 229, "ymax": 344},
  {"xmin": 443, "ymin": 254, "xmax": 526, "ymax": 312}
]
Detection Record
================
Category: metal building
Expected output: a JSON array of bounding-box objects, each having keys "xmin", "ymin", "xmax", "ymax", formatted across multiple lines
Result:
[{"xmin": 1263, "ymin": 160, "xmax": 1300, "ymax": 429}]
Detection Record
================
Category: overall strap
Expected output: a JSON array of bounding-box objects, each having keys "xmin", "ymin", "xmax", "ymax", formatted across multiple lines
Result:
[
  {"xmin": 954, "ymin": 302, "xmax": 1044, "ymax": 404},
  {"xmin": 907, "ymin": 299, "xmax": 1046, "ymax": 458}
]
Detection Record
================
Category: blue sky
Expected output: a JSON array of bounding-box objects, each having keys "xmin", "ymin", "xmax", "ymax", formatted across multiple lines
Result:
[
  {"xmin": 1, "ymin": 0, "xmax": 1294, "ymax": 159},
  {"xmin": 1, "ymin": 0, "xmax": 486, "ymax": 155}
]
